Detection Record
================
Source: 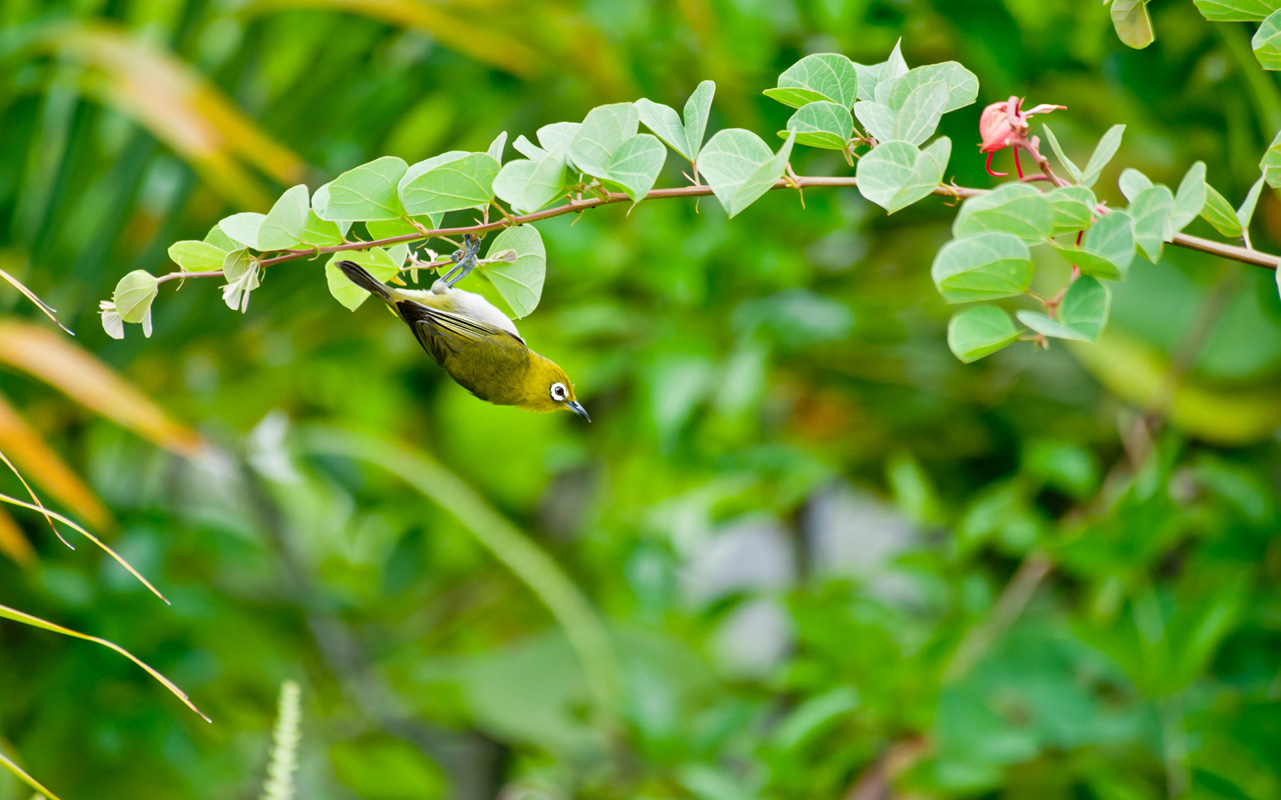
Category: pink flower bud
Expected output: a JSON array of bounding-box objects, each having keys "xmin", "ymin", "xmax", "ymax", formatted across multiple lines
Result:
[{"xmin": 979, "ymin": 101, "xmax": 1016, "ymax": 154}]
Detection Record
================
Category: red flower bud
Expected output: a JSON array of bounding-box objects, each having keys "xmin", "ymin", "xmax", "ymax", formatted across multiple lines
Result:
[{"xmin": 977, "ymin": 96, "xmax": 1065, "ymax": 178}]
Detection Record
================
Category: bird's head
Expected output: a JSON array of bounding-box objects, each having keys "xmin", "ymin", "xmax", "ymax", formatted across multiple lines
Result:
[{"xmin": 523, "ymin": 353, "xmax": 590, "ymax": 420}]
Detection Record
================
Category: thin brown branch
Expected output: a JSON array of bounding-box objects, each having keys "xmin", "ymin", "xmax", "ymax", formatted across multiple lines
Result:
[{"xmin": 156, "ymin": 175, "xmax": 1278, "ymax": 286}]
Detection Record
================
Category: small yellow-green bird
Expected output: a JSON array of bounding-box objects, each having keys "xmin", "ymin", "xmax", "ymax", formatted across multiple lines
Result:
[{"xmin": 336, "ymin": 238, "xmax": 589, "ymax": 420}]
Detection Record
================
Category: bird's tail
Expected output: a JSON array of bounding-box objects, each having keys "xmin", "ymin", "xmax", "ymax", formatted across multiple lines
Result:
[{"xmin": 336, "ymin": 260, "xmax": 393, "ymax": 303}]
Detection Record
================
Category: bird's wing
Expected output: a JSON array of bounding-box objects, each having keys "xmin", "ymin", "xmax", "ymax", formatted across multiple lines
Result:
[{"xmin": 397, "ymin": 300, "xmax": 526, "ymax": 364}]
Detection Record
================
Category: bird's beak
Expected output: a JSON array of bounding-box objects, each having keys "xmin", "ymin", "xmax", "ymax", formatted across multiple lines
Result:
[{"xmin": 565, "ymin": 400, "xmax": 591, "ymax": 422}]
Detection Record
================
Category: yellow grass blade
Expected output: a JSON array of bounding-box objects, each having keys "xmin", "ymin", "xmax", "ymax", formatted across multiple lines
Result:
[
  {"xmin": 0, "ymin": 322, "xmax": 205, "ymax": 457},
  {"xmin": 0, "ymin": 750, "xmax": 62, "ymax": 800},
  {"xmin": 0, "ymin": 491, "xmax": 168, "ymax": 604},
  {"xmin": 0, "ymin": 603, "xmax": 210, "ymax": 723},
  {"xmin": 0, "ymin": 268, "xmax": 72, "ymax": 336},
  {"xmin": 0, "ymin": 448, "xmax": 72, "ymax": 550},
  {"xmin": 0, "ymin": 391, "xmax": 111, "ymax": 530}
]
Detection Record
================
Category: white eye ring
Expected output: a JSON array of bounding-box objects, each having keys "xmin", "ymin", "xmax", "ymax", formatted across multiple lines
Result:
[{"xmin": 550, "ymin": 382, "xmax": 567, "ymax": 401}]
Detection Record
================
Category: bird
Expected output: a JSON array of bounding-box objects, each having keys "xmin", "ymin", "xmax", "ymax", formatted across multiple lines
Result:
[{"xmin": 335, "ymin": 235, "xmax": 589, "ymax": 420}]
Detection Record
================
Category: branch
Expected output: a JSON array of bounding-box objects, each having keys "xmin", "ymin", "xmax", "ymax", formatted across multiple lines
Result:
[{"xmin": 157, "ymin": 175, "xmax": 1279, "ymax": 285}]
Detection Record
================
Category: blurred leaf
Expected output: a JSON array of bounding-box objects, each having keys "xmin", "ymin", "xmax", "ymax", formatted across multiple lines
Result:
[
  {"xmin": 0, "ymin": 602, "xmax": 207, "ymax": 721},
  {"xmin": 219, "ymin": 212, "xmax": 267, "ymax": 250},
  {"xmin": 764, "ymin": 53, "xmax": 858, "ymax": 108},
  {"xmin": 1041, "ymin": 125, "xmax": 1083, "ymax": 184},
  {"xmin": 770, "ymin": 687, "xmax": 859, "ymax": 752},
  {"xmin": 856, "ymin": 137, "xmax": 950, "ymax": 213},
  {"xmin": 1119, "ymin": 168, "xmax": 1154, "ymax": 202},
  {"xmin": 1081, "ymin": 125, "xmax": 1126, "ymax": 188},
  {"xmin": 1201, "ymin": 184, "xmax": 1245, "ymax": 237},
  {"xmin": 1110, "ymin": 0, "xmax": 1155, "ymax": 49},
  {"xmin": 330, "ymin": 736, "xmax": 445, "ymax": 800},
  {"xmin": 931, "ymin": 232, "xmax": 1033, "ymax": 303},
  {"xmin": 325, "ymin": 248, "xmax": 399, "ymax": 311},
  {"xmin": 37, "ymin": 23, "xmax": 303, "ymax": 206},
  {"xmin": 0, "ymin": 322, "xmax": 204, "ymax": 456},
  {"xmin": 887, "ymin": 449, "xmax": 943, "ymax": 526},
  {"xmin": 1238, "ymin": 176, "xmax": 1266, "ymax": 227},
  {"xmin": 699, "ymin": 130, "xmax": 795, "ymax": 218},
  {"xmin": 0, "ymin": 391, "xmax": 110, "ymax": 530},
  {"xmin": 947, "ymin": 306, "xmax": 1023, "ymax": 363}
]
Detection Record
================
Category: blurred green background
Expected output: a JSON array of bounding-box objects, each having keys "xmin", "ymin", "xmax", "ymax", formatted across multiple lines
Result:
[{"xmin": 2, "ymin": 1, "xmax": 1281, "ymax": 798}]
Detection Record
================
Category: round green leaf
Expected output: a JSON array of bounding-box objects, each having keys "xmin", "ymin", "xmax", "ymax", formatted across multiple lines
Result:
[
  {"xmin": 480, "ymin": 225, "xmax": 546, "ymax": 318},
  {"xmin": 782, "ymin": 101, "xmax": 853, "ymax": 150},
  {"xmin": 602, "ymin": 133, "xmax": 666, "ymax": 201},
  {"xmin": 1054, "ymin": 210, "xmax": 1135, "ymax": 280},
  {"xmin": 947, "ymin": 306, "xmax": 1023, "ymax": 363},
  {"xmin": 321, "ymin": 156, "xmax": 408, "ymax": 222},
  {"xmin": 399, "ymin": 152, "xmax": 500, "ymax": 216},
  {"xmin": 1048, "ymin": 186, "xmax": 1097, "ymax": 235},
  {"xmin": 258, "ymin": 184, "xmax": 310, "ymax": 251},
  {"xmin": 325, "ymin": 248, "xmax": 401, "ymax": 311},
  {"xmin": 953, "ymin": 184, "xmax": 1054, "ymax": 242},
  {"xmin": 856, "ymin": 138, "xmax": 950, "ymax": 214},
  {"xmin": 569, "ymin": 103, "xmax": 640, "ymax": 178},
  {"xmin": 1253, "ymin": 9, "xmax": 1281, "ymax": 68},
  {"xmin": 112, "ymin": 270, "xmax": 158, "ymax": 324},
  {"xmin": 219, "ymin": 212, "xmax": 266, "ymax": 250},
  {"xmin": 167, "ymin": 240, "xmax": 227, "ymax": 272},
  {"xmin": 699, "ymin": 129, "xmax": 795, "ymax": 218},
  {"xmin": 930, "ymin": 232, "xmax": 1033, "ymax": 303},
  {"xmin": 764, "ymin": 53, "xmax": 858, "ymax": 109}
]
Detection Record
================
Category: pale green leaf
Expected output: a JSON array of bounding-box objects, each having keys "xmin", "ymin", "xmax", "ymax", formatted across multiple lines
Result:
[
  {"xmin": 219, "ymin": 212, "xmax": 266, "ymax": 250},
  {"xmin": 492, "ymin": 144, "xmax": 570, "ymax": 214},
  {"xmin": 1201, "ymin": 183, "xmax": 1244, "ymax": 238},
  {"xmin": 782, "ymin": 101, "xmax": 853, "ymax": 150},
  {"xmin": 947, "ymin": 306, "xmax": 1023, "ymax": 363},
  {"xmin": 684, "ymin": 80, "xmax": 715, "ymax": 159},
  {"xmin": 855, "ymin": 137, "xmax": 950, "ymax": 214},
  {"xmin": 325, "ymin": 248, "xmax": 400, "ymax": 311},
  {"xmin": 893, "ymin": 80, "xmax": 948, "ymax": 145},
  {"xmin": 488, "ymin": 131, "xmax": 508, "ymax": 162},
  {"xmin": 1111, "ymin": 0, "xmax": 1155, "ymax": 49},
  {"xmin": 167, "ymin": 240, "xmax": 227, "ymax": 272},
  {"xmin": 537, "ymin": 122, "xmax": 581, "ymax": 154},
  {"xmin": 1170, "ymin": 161, "xmax": 1207, "ymax": 233},
  {"xmin": 1130, "ymin": 185, "xmax": 1175, "ymax": 262},
  {"xmin": 699, "ymin": 129, "xmax": 796, "ymax": 217},
  {"xmin": 1081, "ymin": 124, "xmax": 1126, "ymax": 188},
  {"xmin": 602, "ymin": 134, "xmax": 666, "ymax": 201},
  {"xmin": 1119, "ymin": 168, "xmax": 1154, "ymax": 202},
  {"xmin": 1017, "ymin": 277, "xmax": 1110, "ymax": 342},
  {"xmin": 112, "ymin": 270, "xmax": 158, "ymax": 323},
  {"xmin": 930, "ymin": 231, "xmax": 1033, "ymax": 303},
  {"xmin": 1048, "ymin": 186, "xmax": 1097, "ymax": 234},
  {"xmin": 204, "ymin": 223, "xmax": 238, "ymax": 252},
  {"xmin": 1054, "ymin": 210, "xmax": 1136, "ymax": 280},
  {"xmin": 1194, "ymin": 0, "xmax": 1281, "ymax": 20},
  {"xmin": 481, "ymin": 225, "xmax": 545, "ymax": 318},
  {"xmin": 1254, "ymin": 9, "xmax": 1281, "ymax": 69},
  {"xmin": 1238, "ymin": 176, "xmax": 1266, "ymax": 227},
  {"xmin": 1041, "ymin": 125, "xmax": 1083, "ymax": 184},
  {"xmin": 764, "ymin": 53, "xmax": 858, "ymax": 109},
  {"xmin": 635, "ymin": 99, "xmax": 690, "ymax": 159},
  {"xmin": 569, "ymin": 104, "xmax": 640, "ymax": 178},
  {"xmin": 952, "ymin": 183, "xmax": 1054, "ymax": 242},
  {"xmin": 1261, "ymin": 130, "xmax": 1281, "ymax": 188},
  {"xmin": 399, "ymin": 153, "xmax": 500, "ymax": 215},
  {"xmin": 321, "ymin": 156, "xmax": 408, "ymax": 222},
  {"xmin": 303, "ymin": 210, "xmax": 346, "ymax": 246},
  {"xmin": 258, "ymin": 184, "xmax": 309, "ymax": 251},
  {"xmin": 887, "ymin": 62, "xmax": 979, "ymax": 112}
]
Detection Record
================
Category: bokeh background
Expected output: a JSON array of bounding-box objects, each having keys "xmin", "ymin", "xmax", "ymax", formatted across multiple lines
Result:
[{"xmin": 2, "ymin": 1, "xmax": 1280, "ymax": 798}]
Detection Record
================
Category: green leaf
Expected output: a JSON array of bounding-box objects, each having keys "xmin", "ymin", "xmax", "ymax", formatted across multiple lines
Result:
[
  {"xmin": 399, "ymin": 152, "xmax": 500, "ymax": 216},
  {"xmin": 601, "ymin": 134, "xmax": 666, "ymax": 202},
  {"xmin": 481, "ymin": 225, "xmax": 545, "ymax": 318},
  {"xmin": 855, "ymin": 81, "xmax": 948, "ymax": 146},
  {"xmin": 1110, "ymin": 0, "xmax": 1155, "ymax": 49},
  {"xmin": 764, "ymin": 53, "xmax": 858, "ymax": 109},
  {"xmin": 325, "ymin": 247, "xmax": 400, "ymax": 311},
  {"xmin": 1054, "ymin": 210, "xmax": 1136, "ymax": 280},
  {"xmin": 1041, "ymin": 125, "xmax": 1083, "ymax": 184},
  {"xmin": 1261, "ymin": 130, "xmax": 1281, "ymax": 187},
  {"xmin": 366, "ymin": 215, "xmax": 441, "ymax": 240},
  {"xmin": 1048, "ymin": 186, "xmax": 1097, "ymax": 234},
  {"xmin": 1017, "ymin": 276, "xmax": 1110, "ymax": 342},
  {"xmin": 204, "ymin": 223, "xmax": 238, "ymax": 252},
  {"xmin": 113, "ymin": 270, "xmax": 159, "ymax": 323},
  {"xmin": 1238, "ymin": 176, "xmax": 1266, "ymax": 227},
  {"xmin": 952, "ymin": 183, "xmax": 1054, "ymax": 242},
  {"xmin": 492, "ymin": 144, "xmax": 570, "ymax": 214},
  {"xmin": 853, "ymin": 41, "xmax": 908, "ymax": 103},
  {"xmin": 684, "ymin": 80, "xmax": 715, "ymax": 160},
  {"xmin": 930, "ymin": 232, "xmax": 1033, "ymax": 303},
  {"xmin": 698, "ymin": 129, "xmax": 795, "ymax": 218},
  {"xmin": 782, "ymin": 101, "xmax": 853, "ymax": 149},
  {"xmin": 304, "ymin": 210, "xmax": 346, "ymax": 246},
  {"xmin": 219, "ymin": 212, "xmax": 266, "ymax": 250},
  {"xmin": 1194, "ymin": 0, "xmax": 1281, "ymax": 20},
  {"xmin": 258, "ymin": 184, "xmax": 309, "ymax": 251},
  {"xmin": 855, "ymin": 137, "xmax": 951, "ymax": 214},
  {"xmin": 1130, "ymin": 185, "xmax": 1175, "ymax": 262},
  {"xmin": 1254, "ymin": 9, "xmax": 1281, "ymax": 69},
  {"xmin": 537, "ymin": 122, "xmax": 580, "ymax": 154},
  {"xmin": 512, "ymin": 135, "xmax": 545, "ymax": 161},
  {"xmin": 100, "ymin": 303, "xmax": 123, "ymax": 340},
  {"xmin": 1081, "ymin": 124, "xmax": 1126, "ymax": 188},
  {"xmin": 947, "ymin": 306, "xmax": 1023, "ymax": 363},
  {"xmin": 1118, "ymin": 168, "xmax": 1154, "ymax": 202},
  {"xmin": 569, "ymin": 103, "xmax": 640, "ymax": 178},
  {"xmin": 222, "ymin": 248, "xmax": 253, "ymax": 282},
  {"xmin": 1170, "ymin": 161, "xmax": 1207, "ymax": 233},
  {"xmin": 635, "ymin": 98, "xmax": 690, "ymax": 160},
  {"xmin": 887, "ymin": 62, "xmax": 979, "ymax": 113},
  {"xmin": 321, "ymin": 156, "xmax": 408, "ymax": 222},
  {"xmin": 167, "ymin": 240, "xmax": 227, "ymax": 272},
  {"xmin": 488, "ymin": 131, "xmax": 507, "ymax": 162},
  {"xmin": 1201, "ymin": 183, "xmax": 1244, "ymax": 238},
  {"xmin": 635, "ymin": 81, "xmax": 715, "ymax": 162}
]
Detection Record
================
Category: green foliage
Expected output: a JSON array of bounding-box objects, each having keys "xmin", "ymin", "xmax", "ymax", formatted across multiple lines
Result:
[{"xmin": 855, "ymin": 138, "xmax": 951, "ymax": 213}]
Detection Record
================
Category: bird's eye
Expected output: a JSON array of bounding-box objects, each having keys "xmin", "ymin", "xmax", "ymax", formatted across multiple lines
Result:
[{"xmin": 550, "ymin": 382, "xmax": 567, "ymax": 401}]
